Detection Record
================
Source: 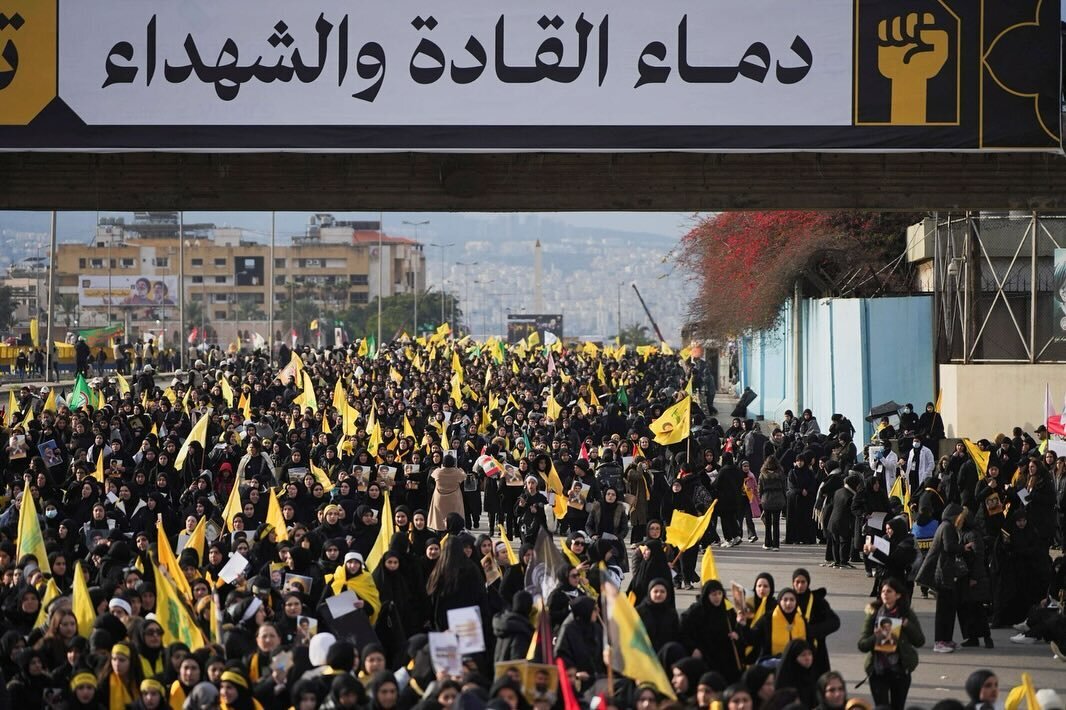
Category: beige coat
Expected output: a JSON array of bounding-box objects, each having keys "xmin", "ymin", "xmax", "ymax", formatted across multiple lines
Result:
[{"xmin": 428, "ymin": 466, "xmax": 467, "ymax": 531}]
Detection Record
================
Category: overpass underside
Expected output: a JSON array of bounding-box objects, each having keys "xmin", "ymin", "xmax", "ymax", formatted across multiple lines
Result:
[{"xmin": 2, "ymin": 151, "xmax": 1065, "ymax": 212}]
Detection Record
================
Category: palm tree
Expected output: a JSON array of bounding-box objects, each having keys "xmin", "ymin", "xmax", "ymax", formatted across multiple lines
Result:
[{"xmin": 56, "ymin": 293, "xmax": 78, "ymax": 328}]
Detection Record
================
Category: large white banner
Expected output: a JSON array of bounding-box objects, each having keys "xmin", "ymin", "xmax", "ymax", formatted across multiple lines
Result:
[
  {"xmin": 59, "ymin": 0, "xmax": 850, "ymax": 127},
  {"xmin": 78, "ymin": 275, "xmax": 178, "ymax": 308},
  {"xmin": 0, "ymin": 0, "xmax": 1060, "ymax": 150}
]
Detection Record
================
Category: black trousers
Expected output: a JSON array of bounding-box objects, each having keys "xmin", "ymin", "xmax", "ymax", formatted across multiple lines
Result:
[
  {"xmin": 719, "ymin": 511, "xmax": 740, "ymax": 541},
  {"xmin": 935, "ymin": 584, "xmax": 960, "ymax": 642},
  {"xmin": 831, "ymin": 534, "xmax": 851, "ymax": 565},
  {"xmin": 869, "ymin": 671, "xmax": 911, "ymax": 710},
  {"xmin": 680, "ymin": 546, "xmax": 699, "ymax": 584},
  {"xmin": 762, "ymin": 512, "xmax": 781, "ymax": 548}
]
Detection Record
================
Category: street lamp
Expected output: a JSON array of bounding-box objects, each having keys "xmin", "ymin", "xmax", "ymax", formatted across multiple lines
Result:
[
  {"xmin": 403, "ymin": 220, "xmax": 429, "ymax": 335},
  {"xmin": 428, "ymin": 242, "xmax": 455, "ymax": 326},
  {"xmin": 473, "ymin": 279, "xmax": 494, "ymax": 337},
  {"xmin": 455, "ymin": 261, "xmax": 478, "ymax": 335}
]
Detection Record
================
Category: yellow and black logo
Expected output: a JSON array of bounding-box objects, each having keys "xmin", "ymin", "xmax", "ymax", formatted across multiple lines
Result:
[
  {"xmin": 0, "ymin": 1, "xmax": 56, "ymax": 125},
  {"xmin": 854, "ymin": 0, "xmax": 960, "ymax": 126}
]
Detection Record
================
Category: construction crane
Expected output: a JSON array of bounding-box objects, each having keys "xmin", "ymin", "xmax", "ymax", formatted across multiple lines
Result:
[{"xmin": 631, "ymin": 284, "xmax": 666, "ymax": 343}]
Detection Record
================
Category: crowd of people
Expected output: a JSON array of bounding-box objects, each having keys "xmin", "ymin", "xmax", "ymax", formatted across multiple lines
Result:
[{"xmin": 0, "ymin": 330, "xmax": 1064, "ymax": 710}]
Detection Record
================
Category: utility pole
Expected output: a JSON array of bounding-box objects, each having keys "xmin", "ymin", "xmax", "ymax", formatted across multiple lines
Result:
[
  {"xmin": 178, "ymin": 212, "xmax": 186, "ymax": 370},
  {"xmin": 429, "ymin": 242, "xmax": 454, "ymax": 326},
  {"xmin": 269, "ymin": 212, "xmax": 275, "ymax": 358},
  {"xmin": 403, "ymin": 220, "xmax": 429, "ymax": 335},
  {"xmin": 44, "ymin": 211, "xmax": 56, "ymax": 382},
  {"xmin": 377, "ymin": 212, "xmax": 384, "ymax": 346}
]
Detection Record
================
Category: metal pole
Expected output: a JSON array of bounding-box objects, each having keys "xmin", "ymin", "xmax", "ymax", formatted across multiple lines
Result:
[
  {"xmin": 178, "ymin": 212, "xmax": 186, "ymax": 371},
  {"xmin": 441, "ymin": 248, "xmax": 446, "ymax": 324},
  {"xmin": 269, "ymin": 212, "xmax": 276, "ymax": 358},
  {"xmin": 963, "ymin": 212, "xmax": 973, "ymax": 363},
  {"xmin": 616, "ymin": 282, "xmax": 622, "ymax": 342},
  {"xmin": 1030, "ymin": 211, "xmax": 1038, "ymax": 363},
  {"xmin": 377, "ymin": 212, "xmax": 384, "ymax": 346},
  {"xmin": 403, "ymin": 220, "xmax": 429, "ymax": 335},
  {"xmin": 44, "ymin": 211, "xmax": 56, "ymax": 382}
]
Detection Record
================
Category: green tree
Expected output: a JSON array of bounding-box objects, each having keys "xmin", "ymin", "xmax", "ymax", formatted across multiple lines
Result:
[
  {"xmin": 0, "ymin": 286, "xmax": 14, "ymax": 332},
  {"xmin": 183, "ymin": 300, "xmax": 205, "ymax": 332},
  {"xmin": 618, "ymin": 322, "xmax": 654, "ymax": 347},
  {"xmin": 56, "ymin": 293, "xmax": 79, "ymax": 327}
]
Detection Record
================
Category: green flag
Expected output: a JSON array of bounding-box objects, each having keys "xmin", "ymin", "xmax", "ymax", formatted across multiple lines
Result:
[
  {"xmin": 367, "ymin": 335, "xmax": 378, "ymax": 359},
  {"xmin": 68, "ymin": 374, "xmax": 94, "ymax": 411},
  {"xmin": 617, "ymin": 386, "xmax": 629, "ymax": 408}
]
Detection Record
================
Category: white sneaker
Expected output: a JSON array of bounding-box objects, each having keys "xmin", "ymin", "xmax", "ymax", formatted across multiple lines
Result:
[
  {"xmin": 932, "ymin": 642, "xmax": 955, "ymax": 653},
  {"xmin": 1010, "ymin": 633, "xmax": 1038, "ymax": 645},
  {"xmin": 720, "ymin": 541, "xmax": 732, "ymax": 548},
  {"xmin": 1013, "ymin": 622, "xmax": 1030, "ymax": 633}
]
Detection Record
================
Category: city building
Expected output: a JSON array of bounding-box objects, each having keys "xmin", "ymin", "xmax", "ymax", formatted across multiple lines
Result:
[{"xmin": 49, "ymin": 212, "xmax": 425, "ymax": 345}]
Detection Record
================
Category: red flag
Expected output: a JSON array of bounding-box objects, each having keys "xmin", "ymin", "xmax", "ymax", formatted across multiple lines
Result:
[
  {"xmin": 187, "ymin": 327, "xmax": 198, "ymax": 344},
  {"xmin": 579, "ymin": 442, "xmax": 589, "ymax": 461},
  {"xmin": 547, "ymin": 352, "xmax": 556, "ymax": 377},
  {"xmin": 556, "ymin": 658, "xmax": 581, "ymax": 710},
  {"xmin": 1047, "ymin": 384, "xmax": 1065, "ymax": 435}
]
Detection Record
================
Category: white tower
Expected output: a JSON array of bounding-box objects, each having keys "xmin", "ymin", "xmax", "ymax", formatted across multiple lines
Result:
[{"xmin": 533, "ymin": 240, "xmax": 544, "ymax": 313}]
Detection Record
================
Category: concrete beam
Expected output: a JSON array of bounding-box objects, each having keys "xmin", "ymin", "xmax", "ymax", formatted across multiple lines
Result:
[{"xmin": 2, "ymin": 151, "xmax": 1066, "ymax": 211}]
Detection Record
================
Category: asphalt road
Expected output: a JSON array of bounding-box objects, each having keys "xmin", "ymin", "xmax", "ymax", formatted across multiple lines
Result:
[{"xmin": 669, "ymin": 541, "xmax": 1065, "ymax": 706}]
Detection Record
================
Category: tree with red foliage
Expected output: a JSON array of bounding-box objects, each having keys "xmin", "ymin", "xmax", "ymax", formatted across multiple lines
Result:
[{"xmin": 677, "ymin": 211, "xmax": 919, "ymax": 340}]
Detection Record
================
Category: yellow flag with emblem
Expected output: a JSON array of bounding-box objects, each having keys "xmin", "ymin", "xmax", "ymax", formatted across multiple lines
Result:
[
  {"xmin": 153, "ymin": 554, "xmax": 206, "ymax": 651},
  {"xmin": 17, "ymin": 487, "xmax": 50, "ymax": 574},
  {"xmin": 650, "ymin": 396, "xmax": 691, "ymax": 446},
  {"xmin": 601, "ymin": 579, "xmax": 676, "ymax": 699}
]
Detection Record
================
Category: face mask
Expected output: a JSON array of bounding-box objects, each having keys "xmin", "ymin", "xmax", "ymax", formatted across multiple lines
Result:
[
  {"xmin": 904, "ymin": 408, "xmax": 912, "ymax": 414},
  {"xmin": 912, "ymin": 442, "xmax": 921, "ymax": 450},
  {"xmin": 45, "ymin": 509, "xmax": 58, "ymax": 518}
]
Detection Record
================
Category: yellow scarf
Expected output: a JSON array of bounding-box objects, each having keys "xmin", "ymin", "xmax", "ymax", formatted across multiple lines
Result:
[
  {"xmin": 327, "ymin": 565, "xmax": 382, "ymax": 623},
  {"xmin": 169, "ymin": 681, "xmax": 189, "ymax": 710},
  {"xmin": 770, "ymin": 606, "xmax": 807, "ymax": 656},
  {"xmin": 140, "ymin": 653, "xmax": 165, "ymax": 682},
  {"xmin": 109, "ymin": 673, "xmax": 137, "ymax": 710}
]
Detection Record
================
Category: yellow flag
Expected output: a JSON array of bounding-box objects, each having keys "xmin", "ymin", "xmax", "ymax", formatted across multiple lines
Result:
[
  {"xmin": 96, "ymin": 389, "xmax": 106, "ymax": 410},
  {"xmin": 266, "ymin": 488, "xmax": 289, "ymax": 541},
  {"xmin": 298, "ymin": 370, "xmax": 318, "ymax": 411},
  {"xmin": 357, "ymin": 338, "xmax": 369, "ymax": 357},
  {"xmin": 42, "ymin": 388, "xmax": 57, "ymax": 413},
  {"xmin": 21, "ymin": 405, "xmax": 34, "ymax": 426},
  {"xmin": 221, "ymin": 481, "xmax": 243, "ymax": 532},
  {"xmin": 17, "ymin": 489, "xmax": 50, "ymax": 574},
  {"xmin": 219, "ymin": 378, "xmax": 234, "ymax": 407},
  {"xmin": 183, "ymin": 516, "xmax": 207, "ymax": 565},
  {"xmin": 685, "ymin": 377, "xmax": 694, "ymax": 396},
  {"xmin": 310, "ymin": 461, "xmax": 335, "ymax": 493},
  {"xmin": 650, "ymin": 396, "xmax": 691, "ymax": 446},
  {"xmin": 367, "ymin": 490, "xmax": 394, "ymax": 571},
  {"xmin": 527, "ymin": 331, "xmax": 541, "ymax": 347},
  {"xmin": 332, "ymin": 380, "xmax": 347, "ymax": 411},
  {"xmin": 963, "ymin": 438, "xmax": 989, "ymax": 476},
  {"xmin": 116, "ymin": 372, "xmax": 131, "ymax": 397},
  {"xmin": 153, "ymin": 555, "xmax": 206, "ymax": 651},
  {"xmin": 601, "ymin": 580, "xmax": 676, "ymax": 699},
  {"xmin": 511, "ymin": 360, "xmax": 519, "ymax": 374},
  {"xmin": 451, "ymin": 372, "xmax": 463, "ymax": 407},
  {"xmin": 93, "ymin": 451, "xmax": 105, "ymax": 483},
  {"xmin": 661, "ymin": 341, "xmax": 674, "ymax": 355},
  {"xmin": 29, "ymin": 318, "xmax": 39, "ymax": 347},
  {"xmin": 545, "ymin": 390, "xmax": 562, "ymax": 421},
  {"xmin": 546, "ymin": 464, "xmax": 568, "ymax": 519},
  {"xmin": 7, "ymin": 390, "xmax": 17, "ymax": 425},
  {"xmin": 35, "ymin": 578, "xmax": 61, "ymax": 628},
  {"xmin": 321, "ymin": 410, "xmax": 332, "ymax": 435},
  {"xmin": 451, "ymin": 351, "xmax": 464, "ymax": 382},
  {"xmin": 665, "ymin": 500, "xmax": 718, "ymax": 552},
  {"xmin": 498, "ymin": 525, "xmax": 519, "ymax": 565},
  {"xmin": 700, "ymin": 546, "xmax": 720, "ymax": 584},
  {"xmin": 157, "ymin": 519, "xmax": 193, "ymax": 603},
  {"xmin": 389, "ymin": 366, "xmax": 403, "ymax": 384},
  {"xmin": 403, "ymin": 414, "xmax": 416, "ymax": 441},
  {"xmin": 368, "ymin": 420, "xmax": 383, "ymax": 456},
  {"xmin": 1004, "ymin": 673, "xmax": 1041, "ymax": 710},
  {"xmin": 162, "ymin": 387, "xmax": 177, "ymax": 405},
  {"xmin": 176, "ymin": 409, "xmax": 212, "ymax": 472},
  {"xmin": 72, "ymin": 561, "xmax": 96, "ymax": 639}
]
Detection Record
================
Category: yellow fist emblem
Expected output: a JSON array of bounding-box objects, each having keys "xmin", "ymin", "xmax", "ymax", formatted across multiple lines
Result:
[{"xmin": 876, "ymin": 12, "xmax": 949, "ymax": 125}]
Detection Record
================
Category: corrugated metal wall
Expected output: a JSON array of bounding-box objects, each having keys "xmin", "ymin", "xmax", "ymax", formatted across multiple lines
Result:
[{"xmin": 740, "ymin": 295, "xmax": 934, "ymax": 441}]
